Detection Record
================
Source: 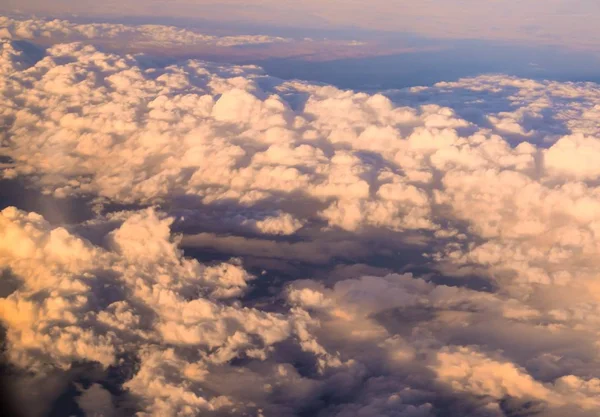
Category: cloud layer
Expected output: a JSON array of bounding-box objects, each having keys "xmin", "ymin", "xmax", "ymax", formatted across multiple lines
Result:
[
  {"xmin": 0, "ymin": 15, "xmax": 291, "ymax": 48},
  {"xmin": 2, "ymin": 1, "xmax": 600, "ymax": 50},
  {"xmin": 1, "ymin": 33, "xmax": 600, "ymax": 417},
  {"xmin": 0, "ymin": 16, "xmax": 377, "ymax": 62}
]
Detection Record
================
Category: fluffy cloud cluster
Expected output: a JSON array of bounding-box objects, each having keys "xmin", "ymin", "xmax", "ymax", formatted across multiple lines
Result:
[
  {"xmin": 2, "ymin": 206, "xmax": 600, "ymax": 416},
  {"xmin": 397, "ymin": 75, "xmax": 600, "ymax": 141},
  {"xmin": 0, "ymin": 15, "xmax": 290, "ymax": 47},
  {"xmin": 0, "ymin": 206, "xmax": 322, "ymax": 415},
  {"xmin": 2, "ymin": 35, "xmax": 600, "ymax": 417},
  {"xmin": 288, "ymin": 274, "xmax": 600, "ymax": 416}
]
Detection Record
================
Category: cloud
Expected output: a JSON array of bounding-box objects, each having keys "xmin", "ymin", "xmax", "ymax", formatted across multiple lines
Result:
[
  {"xmin": 2, "ymin": 31, "xmax": 600, "ymax": 417},
  {"xmin": 181, "ymin": 232, "xmax": 366, "ymax": 264},
  {"xmin": 544, "ymin": 134, "xmax": 600, "ymax": 180},
  {"xmin": 433, "ymin": 347, "xmax": 554, "ymax": 401},
  {"xmin": 2, "ymin": 1, "xmax": 600, "ymax": 50},
  {"xmin": 0, "ymin": 15, "xmax": 385, "ymax": 62},
  {"xmin": 0, "ymin": 206, "xmax": 317, "ymax": 415},
  {"xmin": 0, "ymin": 15, "xmax": 291, "ymax": 48},
  {"xmin": 76, "ymin": 383, "xmax": 116, "ymax": 417},
  {"xmin": 242, "ymin": 211, "xmax": 305, "ymax": 235}
]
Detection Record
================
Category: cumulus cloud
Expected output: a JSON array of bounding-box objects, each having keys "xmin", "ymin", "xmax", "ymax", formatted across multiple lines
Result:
[
  {"xmin": 0, "ymin": 15, "xmax": 291, "ymax": 48},
  {"xmin": 2, "ymin": 30, "xmax": 600, "ymax": 417},
  {"xmin": 0, "ymin": 206, "xmax": 319, "ymax": 415},
  {"xmin": 287, "ymin": 273, "xmax": 600, "ymax": 416},
  {"xmin": 544, "ymin": 134, "xmax": 600, "ymax": 180},
  {"xmin": 0, "ymin": 15, "xmax": 378, "ymax": 62},
  {"xmin": 241, "ymin": 211, "xmax": 305, "ymax": 235}
]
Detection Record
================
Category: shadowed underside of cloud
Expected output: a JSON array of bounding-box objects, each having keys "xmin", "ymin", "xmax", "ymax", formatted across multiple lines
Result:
[{"xmin": 1, "ymin": 33, "xmax": 600, "ymax": 417}]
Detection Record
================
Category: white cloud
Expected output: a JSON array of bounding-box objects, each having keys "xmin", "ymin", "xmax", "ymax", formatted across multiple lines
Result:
[
  {"xmin": 544, "ymin": 134, "xmax": 600, "ymax": 180},
  {"xmin": 433, "ymin": 347, "xmax": 554, "ymax": 401},
  {"xmin": 2, "ymin": 30, "xmax": 600, "ymax": 417},
  {"xmin": 0, "ymin": 15, "xmax": 291, "ymax": 48},
  {"xmin": 0, "ymin": 206, "xmax": 318, "ymax": 415},
  {"xmin": 242, "ymin": 211, "xmax": 305, "ymax": 235},
  {"xmin": 2, "ymin": 1, "xmax": 600, "ymax": 51}
]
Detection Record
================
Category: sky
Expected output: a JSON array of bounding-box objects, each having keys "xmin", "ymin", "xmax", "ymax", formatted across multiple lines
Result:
[
  {"xmin": 1, "ymin": 3, "xmax": 600, "ymax": 417},
  {"xmin": 3, "ymin": 1, "xmax": 600, "ymax": 90},
  {"xmin": 2, "ymin": 0, "xmax": 600, "ymax": 50}
]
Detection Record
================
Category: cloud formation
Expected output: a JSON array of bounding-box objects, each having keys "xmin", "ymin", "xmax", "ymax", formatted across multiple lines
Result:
[
  {"xmin": 0, "ymin": 16, "xmax": 379, "ymax": 62},
  {"xmin": 0, "ymin": 206, "xmax": 312, "ymax": 415},
  {"xmin": 1, "ymin": 32, "xmax": 600, "ymax": 417},
  {"xmin": 2, "ymin": 1, "xmax": 600, "ymax": 50},
  {"xmin": 0, "ymin": 15, "xmax": 291, "ymax": 47}
]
